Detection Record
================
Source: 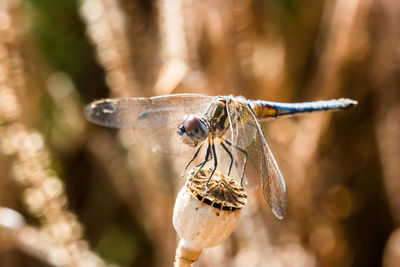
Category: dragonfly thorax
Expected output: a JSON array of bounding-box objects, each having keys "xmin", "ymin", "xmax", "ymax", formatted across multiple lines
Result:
[
  {"xmin": 205, "ymin": 100, "xmax": 232, "ymax": 138},
  {"xmin": 177, "ymin": 114, "xmax": 209, "ymax": 147}
]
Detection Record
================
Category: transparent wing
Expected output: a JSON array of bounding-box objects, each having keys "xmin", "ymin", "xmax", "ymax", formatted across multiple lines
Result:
[
  {"xmin": 225, "ymin": 98, "xmax": 287, "ymax": 219},
  {"xmin": 84, "ymin": 94, "xmax": 214, "ymax": 155}
]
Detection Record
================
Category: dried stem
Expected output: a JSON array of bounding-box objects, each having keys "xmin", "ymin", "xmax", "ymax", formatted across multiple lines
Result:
[{"xmin": 0, "ymin": 2, "xmax": 104, "ymax": 266}]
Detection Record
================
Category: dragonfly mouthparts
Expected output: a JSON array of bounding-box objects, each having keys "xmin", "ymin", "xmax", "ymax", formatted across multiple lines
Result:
[{"xmin": 178, "ymin": 125, "xmax": 185, "ymax": 135}]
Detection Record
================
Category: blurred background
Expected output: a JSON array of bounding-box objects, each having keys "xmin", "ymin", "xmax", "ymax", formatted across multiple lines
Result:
[{"xmin": 0, "ymin": 0, "xmax": 399, "ymax": 266}]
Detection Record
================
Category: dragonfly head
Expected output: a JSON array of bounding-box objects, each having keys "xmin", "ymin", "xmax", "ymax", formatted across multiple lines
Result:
[{"xmin": 177, "ymin": 115, "xmax": 208, "ymax": 147}]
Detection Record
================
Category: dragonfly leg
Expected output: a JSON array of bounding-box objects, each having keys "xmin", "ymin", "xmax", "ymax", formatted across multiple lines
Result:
[
  {"xmin": 205, "ymin": 143, "xmax": 218, "ymax": 191},
  {"xmin": 220, "ymin": 141, "xmax": 233, "ymax": 176},
  {"xmin": 193, "ymin": 147, "xmax": 213, "ymax": 168},
  {"xmin": 194, "ymin": 157, "xmax": 212, "ymax": 168},
  {"xmin": 224, "ymin": 139, "xmax": 247, "ymax": 186},
  {"xmin": 182, "ymin": 143, "xmax": 204, "ymax": 177},
  {"xmin": 193, "ymin": 142, "xmax": 211, "ymax": 181}
]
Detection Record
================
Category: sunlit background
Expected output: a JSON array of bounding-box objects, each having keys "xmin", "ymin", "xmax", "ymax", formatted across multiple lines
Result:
[{"xmin": 0, "ymin": 0, "xmax": 399, "ymax": 266}]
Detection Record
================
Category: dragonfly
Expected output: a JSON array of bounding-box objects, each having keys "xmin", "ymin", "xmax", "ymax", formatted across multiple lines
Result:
[{"xmin": 84, "ymin": 94, "xmax": 357, "ymax": 219}]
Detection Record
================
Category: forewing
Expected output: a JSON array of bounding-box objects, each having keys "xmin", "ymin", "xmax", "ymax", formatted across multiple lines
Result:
[
  {"xmin": 226, "ymin": 99, "xmax": 286, "ymax": 219},
  {"xmin": 84, "ymin": 94, "xmax": 214, "ymax": 155}
]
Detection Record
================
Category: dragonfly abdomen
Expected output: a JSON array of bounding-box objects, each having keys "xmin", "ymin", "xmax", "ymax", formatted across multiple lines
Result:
[{"xmin": 250, "ymin": 98, "xmax": 358, "ymax": 119}]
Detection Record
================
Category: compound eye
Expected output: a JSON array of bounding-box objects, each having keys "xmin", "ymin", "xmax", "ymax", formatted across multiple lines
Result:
[{"xmin": 183, "ymin": 115, "xmax": 200, "ymax": 132}]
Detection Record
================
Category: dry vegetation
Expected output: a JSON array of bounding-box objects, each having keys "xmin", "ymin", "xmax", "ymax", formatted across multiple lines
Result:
[{"xmin": 1, "ymin": 0, "xmax": 400, "ymax": 266}]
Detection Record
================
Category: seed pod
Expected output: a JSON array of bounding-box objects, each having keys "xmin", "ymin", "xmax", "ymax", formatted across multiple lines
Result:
[{"xmin": 173, "ymin": 167, "xmax": 247, "ymax": 266}]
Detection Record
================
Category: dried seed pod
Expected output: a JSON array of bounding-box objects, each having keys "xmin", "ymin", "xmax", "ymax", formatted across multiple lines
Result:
[{"xmin": 173, "ymin": 167, "xmax": 247, "ymax": 266}]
